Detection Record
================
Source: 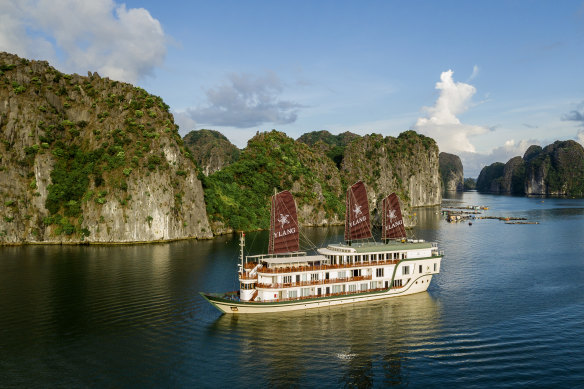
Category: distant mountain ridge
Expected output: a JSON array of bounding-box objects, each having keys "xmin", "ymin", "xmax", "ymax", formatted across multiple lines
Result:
[{"xmin": 477, "ymin": 140, "xmax": 584, "ymax": 196}]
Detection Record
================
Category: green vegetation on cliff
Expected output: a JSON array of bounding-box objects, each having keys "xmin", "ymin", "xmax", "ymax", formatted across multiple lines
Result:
[
  {"xmin": 183, "ymin": 129, "xmax": 240, "ymax": 176},
  {"xmin": 202, "ymin": 129, "xmax": 441, "ymax": 234},
  {"xmin": 439, "ymin": 152, "xmax": 463, "ymax": 192},
  {"xmin": 463, "ymin": 178, "xmax": 476, "ymax": 190},
  {"xmin": 0, "ymin": 52, "xmax": 211, "ymax": 243},
  {"xmin": 202, "ymin": 130, "xmax": 342, "ymax": 231},
  {"xmin": 476, "ymin": 162, "xmax": 505, "ymax": 193},
  {"xmin": 526, "ymin": 140, "xmax": 584, "ymax": 196},
  {"xmin": 476, "ymin": 140, "xmax": 584, "ymax": 196},
  {"xmin": 297, "ymin": 130, "xmax": 359, "ymax": 168}
]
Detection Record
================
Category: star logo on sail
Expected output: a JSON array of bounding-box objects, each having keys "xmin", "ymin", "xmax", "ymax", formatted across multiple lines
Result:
[
  {"xmin": 353, "ymin": 204, "xmax": 362, "ymax": 217},
  {"xmin": 278, "ymin": 214, "xmax": 290, "ymax": 229},
  {"xmin": 387, "ymin": 209, "xmax": 397, "ymax": 221}
]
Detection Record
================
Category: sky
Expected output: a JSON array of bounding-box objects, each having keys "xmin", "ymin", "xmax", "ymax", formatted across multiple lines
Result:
[{"xmin": 1, "ymin": 0, "xmax": 584, "ymax": 177}]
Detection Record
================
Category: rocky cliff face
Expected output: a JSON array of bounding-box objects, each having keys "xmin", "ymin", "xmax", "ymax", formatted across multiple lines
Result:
[
  {"xmin": 203, "ymin": 130, "xmax": 442, "ymax": 234},
  {"xmin": 524, "ymin": 141, "xmax": 584, "ymax": 196},
  {"xmin": 340, "ymin": 131, "xmax": 441, "ymax": 211},
  {"xmin": 0, "ymin": 52, "xmax": 211, "ymax": 244},
  {"xmin": 203, "ymin": 130, "xmax": 343, "ymax": 234},
  {"xmin": 297, "ymin": 130, "xmax": 359, "ymax": 168},
  {"xmin": 476, "ymin": 162, "xmax": 505, "ymax": 193},
  {"xmin": 501, "ymin": 156, "xmax": 525, "ymax": 194},
  {"xmin": 439, "ymin": 152, "xmax": 463, "ymax": 192},
  {"xmin": 476, "ymin": 140, "xmax": 584, "ymax": 196},
  {"xmin": 183, "ymin": 129, "xmax": 240, "ymax": 176}
]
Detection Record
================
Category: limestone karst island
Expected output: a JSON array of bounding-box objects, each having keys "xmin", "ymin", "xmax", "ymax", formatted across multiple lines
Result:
[{"xmin": 1, "ymin": 51, "xmax": 583, "ymax": 245}]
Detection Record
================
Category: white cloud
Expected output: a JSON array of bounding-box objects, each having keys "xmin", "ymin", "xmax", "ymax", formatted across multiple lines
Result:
[
  {"xmin": 185, "ymin": 72, "xmax": 303, "ymax": 128},
  {"xmin": 413, "ymin": 69, "xmax": 489, "ymax": 153},
  {"xmin": 561, "ymin": 101, "xmax": 584, "ymax": 147},
  {"xmin": 459, "ymin": 138, "xmax": 539, "ymax": 178},
  {"xmin": 0, "ymin": 0, "xmax": 167, "ymax": 83},
  {"xmin": 468, "ymin": 65, "xmax": 479, "ymax": 81},
  {"xmin": 173, "ymin": 111, "xmax": 198, "ymax": 134},
  {"xmin": 578, "ymin": 130, "xmax": 584, "ymax": 147}
]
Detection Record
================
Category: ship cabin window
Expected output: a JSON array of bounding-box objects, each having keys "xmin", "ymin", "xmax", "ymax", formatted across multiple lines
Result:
[
  {"xmin": 360, "ymin": 283, "xmax": 367, "ymax": 291},
  {"xmin": 288, "ymin": 290, "xmax": 298, "ymax": 298},
  {"xmin": 302, "ymin": 288, "xmax": 310, "ymax": 297},
  {"xmin": 393, "ymin": 279, "xmax": 403, "ymax": 288},
  {"xmin": 348, "ymin": 284, "xmax": 356, "ymax": 292},
  {"xmin": 301, "ymin": 273, "xmax": 307, "ymax": 282},
  {"xmin": 434, "ymin": 263, "xmax": 437, "ymax": 272},
  {"xmin": 338, "ymin": 270, "xmax": 346, "ymax": 279},
  {"xmin": 283, "ymin": 275, "xmax": 292, "ymax": 284},
  {"xmin": 402, "ymin": 266, "xmax": 410, "ymax": 275},
  {"xmin": 310, "ymin": 273, "xmax": 319, "ymax": 281},
  {"xmin": 370, "ymin": 281, "xmax": 377, "ymax": 289},
  {"xmin": 332, "ymin": 285, "xmax": 342, "ymax": 293},
  {"xmin": 419, "ymin": 265, "xmax": 423, "ymax": 273},
  {"xmin": 376, "ymin": 268, "xmax": 384, "ymax": 277},
  {"xmin": 353, "ymin": 269, "xmax": 361, "ymax": 277}
]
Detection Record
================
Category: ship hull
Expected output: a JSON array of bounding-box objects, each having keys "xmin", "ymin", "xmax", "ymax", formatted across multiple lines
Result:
[{"xmin": 201, "ymin": 273, "xmax": 436, "ymax": 314}]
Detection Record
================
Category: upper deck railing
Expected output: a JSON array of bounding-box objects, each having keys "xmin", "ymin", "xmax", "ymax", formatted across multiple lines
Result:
[
  {"xmin": 252, "ymin": 259, "xmax": 402, "ymax": 274},
  {"xmin": 256, "ymin": 275, "xmax": 372, "ymax": 289}
]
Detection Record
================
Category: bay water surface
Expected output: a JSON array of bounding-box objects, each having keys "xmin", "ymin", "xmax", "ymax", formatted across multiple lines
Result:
[{"xmin": 1, "ymin": 191, "xmax": 583, "ymax": 387}]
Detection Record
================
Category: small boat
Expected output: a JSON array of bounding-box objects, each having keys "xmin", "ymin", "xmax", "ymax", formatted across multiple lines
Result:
[{"xmin": 200, "ymin": 181, "xmax": 444, "ymax": 314}]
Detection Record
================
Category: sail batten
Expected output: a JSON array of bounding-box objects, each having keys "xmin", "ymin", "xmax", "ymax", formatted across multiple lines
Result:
[
  {"xmin": 268, "ymin": 190, "xmax": 299, "ymax": 254},
  {"xmin": 344, "ymin": 181, "xmax": 372, "ymax": 242},
  {"xmin": 382, "ymin": 193, "xmax": 407, "ymax": 240}
]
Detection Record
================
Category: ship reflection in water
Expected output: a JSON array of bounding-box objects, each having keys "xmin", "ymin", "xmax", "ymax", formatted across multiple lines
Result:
[{"xmin": 207, "ymin": 292, "xmax": 442, "ymax": 387}]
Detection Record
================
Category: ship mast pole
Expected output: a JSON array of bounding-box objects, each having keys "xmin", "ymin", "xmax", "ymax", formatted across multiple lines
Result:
[{"xmin": 240, "ymin": 231, "xmax": 245, "ymax": 274}]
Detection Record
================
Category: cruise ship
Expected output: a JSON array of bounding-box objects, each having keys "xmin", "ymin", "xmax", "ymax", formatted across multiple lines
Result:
[{"xmin": 201, "ymin": 181, "xmax": 443, "ymax": 314}]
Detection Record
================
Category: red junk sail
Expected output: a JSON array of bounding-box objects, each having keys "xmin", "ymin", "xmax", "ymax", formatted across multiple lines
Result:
[
  {"xmin": 345, "ymin": 181, "xmax": 372, "ymax": 242},
  {"xmin": 268, "ymin": 190, "xmax": 299, "ymax": 254},
  {"xmin": 382, "ymin": 193, "xmax": 407, "ymax": 240}
]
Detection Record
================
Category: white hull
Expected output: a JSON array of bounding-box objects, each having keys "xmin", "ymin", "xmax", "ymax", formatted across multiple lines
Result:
[{"xmin": 203, "ymin": 273, "xmax": 435, "ymax": 314}]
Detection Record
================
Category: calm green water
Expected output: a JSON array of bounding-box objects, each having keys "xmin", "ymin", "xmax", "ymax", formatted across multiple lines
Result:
[{"xmin": 1, "ymin": 192, "xmax": 583, "ymax": 387}]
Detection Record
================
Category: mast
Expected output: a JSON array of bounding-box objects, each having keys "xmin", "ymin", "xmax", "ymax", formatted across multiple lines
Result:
[{"xmin": 240, "ymin": 231, "xmax": 245, "ymax": 273}]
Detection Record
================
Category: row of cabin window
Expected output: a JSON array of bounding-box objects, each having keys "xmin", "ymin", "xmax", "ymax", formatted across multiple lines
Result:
[
  {"xmin": 279, "ymin": 265, "xmax": 418, "ymax": 283},
  {"xmin": 329, "ymin": 252, "xmax": 406, "ymax": 263},
  {"xmin": 277, "ymin": 263, "xmax": 437, "ymax": 284},
  {"xmin": 281, "ymin": 269, "xmax": 364, "ymax": 284},
  {"xmin": 272, "ymin": 280, "xmax": 405, "ymax": 297}
]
